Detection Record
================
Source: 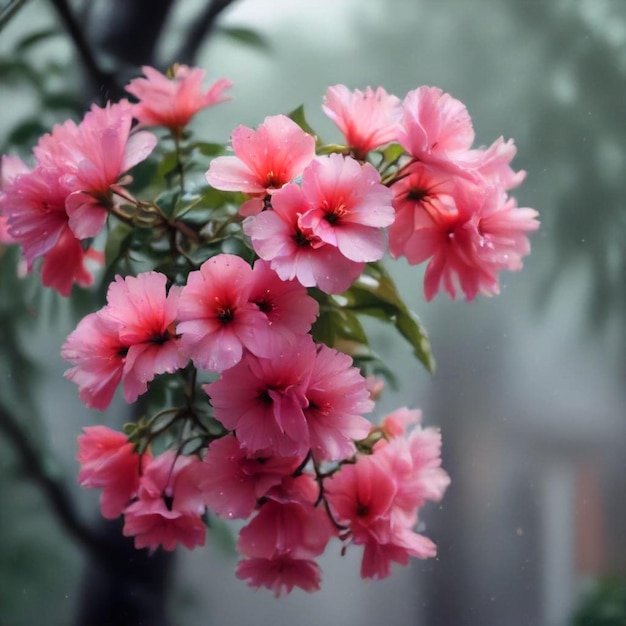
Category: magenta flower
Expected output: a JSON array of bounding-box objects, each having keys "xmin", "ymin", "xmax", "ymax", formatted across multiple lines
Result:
[
  {"xmin": 123, "ymin": 451, "xmax": 206, "ymax": 552},
  {"xmin": 206, "ymin": 114, "xmax": 315, "ymax": 213},
  {"xmin": 204, "ymin": 337, "xmax": 315, "ymax": 456},
  {"xmin": 244, "ymin": 182, "xmax": 364, "ymax": 293},
  {"xmin": 77, "ymin": 426, "xmax": 148, "ymax": 519},
  {"xmin": 323, "ymin": 84, "xmax": 401, "ymax": 158},
  {"xmin": 299, "ymin": 154, "xmax": 395, "ymax": 262},
  {"xmin": 102, "ymin": 272, "xmax": 187, "ymax": 402},
  {"xmin": 126, "ymin": 64, "xmax": 232, "ymax": 135},
  {"xmin": 176, "ymin": 254, "xmax": 272, "ymax": 372}
]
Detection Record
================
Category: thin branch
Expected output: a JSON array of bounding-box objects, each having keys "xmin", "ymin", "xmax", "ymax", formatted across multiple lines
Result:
[
  {"xmin": 172, "ymin": 0, "xmax": 238, "ymax": 65},
  {"xmin": 47, "ymin": 0, "xmax": 123, "ymax": 103},
  {"xmin": 0, "ymin": 0, "xmax": 30, "ymax": 32},
  {"xmin": 0, "ymin": 400, "xmax": 113, "ymax": 564}
]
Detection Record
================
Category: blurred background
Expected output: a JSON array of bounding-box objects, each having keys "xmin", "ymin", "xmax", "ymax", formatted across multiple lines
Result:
[{"xmin": 0, "ymin": 0, "xmax": 624, "ymax": 625}]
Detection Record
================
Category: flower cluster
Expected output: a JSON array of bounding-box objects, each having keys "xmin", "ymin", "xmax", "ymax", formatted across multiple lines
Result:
[
  {"xmin": 0, "ymin": 65, "xmax": 230, "ymax": 295},
  {"xmin": 0, "ymin": 101, "xmax": 156, "ymax": 294},
  {"xmin": 204, "ymin": 84, "xmax": 540, "ymax": 301},
  {"xmin": 76, "ymin": 407, "xmax": 448, "ymax": 595},
  {"xmin": 0, "ymin": 63, "xmax": 540, "ymax": 595}
]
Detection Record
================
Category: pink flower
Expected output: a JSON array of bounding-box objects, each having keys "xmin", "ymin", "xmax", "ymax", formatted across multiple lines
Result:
[
  {"xmin": 387, "ymin": 161, "xmax": 457, "ymax": 261},
  {"xmin": 126, "ymin": 64, "xmax": 232, "ymax": 135},
  {"xmin": 39, "ymin": 225, "xmax": 95, "ymax": 295},
  {"xmin": 380, "ymin": 406, "xmax": 422, "ymax": 439},
  {"xmin": 176, "ymin": 254, "xmax": 273, "ymax": 372},
  {"xmin": 0, "ymin": 155, "xmax": 30, "ymax": 244},
  {"xmin": 204, "ymin": 337, "xmax": 315, "ymax": 456},
  {"xmin": 236, "ymin": 556, "xmax": 322, "ymax": 597},
  {"xmin": 236, "ymin": 474, "xmax": 333, "ymax": 595},
  {"xmin": 358, "ymin": 526, "xmax": 437, "ymax": 579},
  {"xmin": 102, "ymin": 272, "xmax": 187, "ymax": 402},
  {"xmin": 397, "ymin": 86, "xmax": 475, "ymax": 169},
  {"xmin": 365, "ymin": 375, "xmax": 385, "ymax": 401},
  {"xmin": 326, "ymin": 453, "xmax": 397, "ymax": 539},
  {"xmin": 244, "ymin": 182, "xmax": 364, "ymax": 293},
  {"xmin": 34, "ymin": 101, "xmax": 157, "ymax": 239},
  {"xmin": 326, "ymin": 453, "xmax": 438, "ymax": 580},
  {"xmin": 206, "ymin": 114, "xmax": 315, "ymax": 213},
  {"xmin": 197, "ymin": 434, "xmax": 303, "ymax": 519},
  {"xmin": 304, "ymin": 343, "xmax": 373, "ymax": 461},
  {"xmin": 248, "ymin": 259, "xmax": 319, "ymax": 351},
  {"xmin": 123, "ymin": 451, "xmax": 206, "ymax": 552},
  {"xmin": 237, "ymin": 475, "xmax": 333, "ymax": 561},
  {"xmin": 374, "ymin": 410, "xmax": 450, "ymax": 527},
  {"xmin": 63, "ymin": 271, "xmax": 186, "ymax": 408},
  {"xmin": 62, "ymin": 311, "xmax": 127, "ymax": 410},
  {"xmin": 323, "ymin": 85, "xmax": 401, "ymax": 158},
  {"xmin": 0, "ymin": 216, "xmax": 12, "ymax": 244},
  {"xmin": 206, "ymin": 336, "xmax": 373, "ymax": 459},
  {"xmin": 298, "ymin": 154, "xmax": 395, "ymax": 262},
  {"xmin": 1, "ymin": 164, "xmax": 71, "ymax": 265},
  {"xmin": 77, "ymin": 426, "xmax": 147, "ymax": 519},
  {"xmin": 422, "ymin": 183, "xmax": 539, "ymax": 301},
  {"xmin": 464, "ymin": 136, "xmax": 526, "ymax": 191}
]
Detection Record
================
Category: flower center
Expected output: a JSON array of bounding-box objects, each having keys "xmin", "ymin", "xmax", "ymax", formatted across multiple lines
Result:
[
  {"xmin": 407, "ymin": 187, "xmax": 427, "ymax": 202},
  {"xmin": 214, "ymin": 297, "xmax": 234, "ymax": 323},
  {"xmin": 323, "ymin": 202, "xmax": 348, "ymax": 225}
]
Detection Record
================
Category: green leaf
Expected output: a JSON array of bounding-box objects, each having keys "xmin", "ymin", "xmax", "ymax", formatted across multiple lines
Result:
[
  {"xmin": 287, "ymin": 104, "xmax": 321, "ymax": 143},
  {"xmin": 191, "ymin": 141, "xmax": 226, "ymax": 157},
  {"xmin": 344, "ymin": 263, "xmax": 436, "ymax": 375},
  {"xmin": 380, "ymin": 143, "xmax": 405, "ymax": 164},
  {"xmin": 156, "ymin": 151, "xmax": 179, "ymax": 179},
  {"xmin": 217, "ymin": 25, "xmax": 271, "ymax": 52},
  {"xmin": 352, "ymin": 353, "xmax": 398, "ymax": 389},
  {"xmin": 41, "ymin": 91, "xmax": 81, "ymax": 112},
  {"xmin": 155, "ymin": 188, "xmax": 181, "ymax": 217},
  {"xmin": 317, "ymin": 143, "xmax": 349, "ymax": 156},
  {"xmin": 0, "ymin": 58, "xmax": 41, "ymax": 88},
  {"xmin": 312, "ymin": 306, "xmax": 369, "ymax": 348},
  {"xmin": 104, "ymin": 221, "xmax": 134, "ymax": 269},
  {"xmin": 5, "ymin": 118, "xmax": 48, "ymax": 148},
  {"xmin": 15, "ymin": 28, "xmax": 60, "ymax": 53},
  {"xmin": 128, "ymin": 156, "xmax": 159, "ymax": 193}
]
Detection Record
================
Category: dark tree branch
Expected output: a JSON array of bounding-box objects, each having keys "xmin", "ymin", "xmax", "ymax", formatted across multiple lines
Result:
[
  {"xmin": 0, "ymin": 400, "xmax": 110, "ymax": 562},
  {"xmin": 173, "ymin": 0, "xmax": 239, "ymax": 66},
  {"xmin": 95, "ymin": 0, "xmax": 175, "ymax": 69},
  {"xmin": 47, "ymin": 0, "xmax": 123, "ymax": 104}
]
